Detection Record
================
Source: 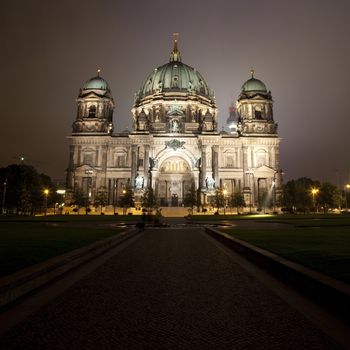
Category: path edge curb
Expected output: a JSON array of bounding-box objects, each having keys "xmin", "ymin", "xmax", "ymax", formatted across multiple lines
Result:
[
  {"xmin": 0, "ymin": 228, "xmax": 139, "ymax": 309},
  {"xmin": 206, "ymin": 227, "xmax": 350, "ymax": 323}
]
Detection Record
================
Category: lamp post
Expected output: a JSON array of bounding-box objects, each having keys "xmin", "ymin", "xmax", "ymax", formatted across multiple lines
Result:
[
  {"xmin": 44, "ymin": 189, "xmax": 49, "ymax": 216},
  {"xmin": 122, "ymin": 188, "xmax": 126, "ymax": 215},
  {"xmin": 345, "ymin": 184, "xmax": 350, "ymax": 211},
  {"xmin": 311, "ymin": 188, "xmax": 319, "ymax": 213},
  {"xmin": 2, "ymin": 179, "xmax": 7, "ymax": 215},
  {"xmin": 85, "ymin": 169, "xmax": 93, "ymax": 215},
  {"xmin": 114, "ymin": 179, "xmax": 118, "ymax": 215},
  {"xmin": 245, "ymin": 169, "xmax": 254, "ymax": 213},
  {"xmin": 223, "ymin": 189, "xmax": 227, "ymax": 215}
]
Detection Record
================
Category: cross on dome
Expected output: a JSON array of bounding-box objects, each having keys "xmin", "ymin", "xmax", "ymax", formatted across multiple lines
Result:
[{"xmin": 170, "ymin": 33, "xmax": 181, "ymax": 62}]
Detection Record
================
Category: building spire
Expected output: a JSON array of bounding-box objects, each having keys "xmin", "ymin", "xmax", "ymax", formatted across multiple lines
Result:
[
  {"xmin": 170, "ymin": 33, "xmax": 181, "ymax": 62},
  {"xmin": 250, "ymin": 68, "xmax": 255, "ymax": 78},
  {"xmin": 97, "ymin": 68, "xmax": 101, "ymax": 77}
]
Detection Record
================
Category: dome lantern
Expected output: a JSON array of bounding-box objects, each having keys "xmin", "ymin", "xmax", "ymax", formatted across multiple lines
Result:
[{"xmin": 170, "ymin": 32, "xmax": 181, "ymax": 62}]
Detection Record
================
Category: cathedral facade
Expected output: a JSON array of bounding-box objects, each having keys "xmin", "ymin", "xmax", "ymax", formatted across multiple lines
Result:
[{"xmin": 66, "ymin": 37, "xmax": 282, "ymax": 210}]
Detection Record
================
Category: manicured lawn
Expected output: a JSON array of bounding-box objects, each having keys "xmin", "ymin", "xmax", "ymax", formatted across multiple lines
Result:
[
  {"xmin": 0, "ymin": 214, "xmax": 141, "ymax": 222},
  {"xmin": 220, "ymin": 227, "xmax": 350, "ymax": 284},
  {"xmin": 0, "ymin": 222, "xmax": 125, "ymax": 277},
  {"xmin": 190, "ymin": 214, "xmax": 350, "ymax": 227}
]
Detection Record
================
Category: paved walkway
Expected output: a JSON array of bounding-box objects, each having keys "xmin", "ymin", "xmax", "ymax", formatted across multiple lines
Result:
[{"xmin": 0, "ymin": 228, "xmax": 341, "ymax": 349}]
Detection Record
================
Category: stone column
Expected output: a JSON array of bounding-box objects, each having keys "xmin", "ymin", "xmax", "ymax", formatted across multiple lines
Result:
[
  {"xmin": 143, "ymin": 145, "xmax": 150, "ymax": 188},
  {"xmin": 242, "ymin": 146, "xmax": 249, "ymax": 188},
  {"xmin": 201, "ymin": 145, "xmax": 207, "ymax": 188},
  {"xmin": 212, "ymin": 145, "xmax": 219, "ymax": 187},
  {"xmin": 130, "ymin": 144, "xmax": 138, "ymax": 188},
  {"xmin": 66, "ymin": 145, "xmax": 75, "ymax": 189},
  {"xmin": 77, "ymin": 145, "xmax": 82, "ymax": 166},
  {"xmin": 102, "ymin": 144, "xmax": 108, "ymax": 188}
]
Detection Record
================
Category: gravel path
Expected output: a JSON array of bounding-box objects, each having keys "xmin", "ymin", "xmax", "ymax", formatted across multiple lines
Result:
[{"xmin": 0, "ymin": 228, "xmax": 341, "ymax": 349}]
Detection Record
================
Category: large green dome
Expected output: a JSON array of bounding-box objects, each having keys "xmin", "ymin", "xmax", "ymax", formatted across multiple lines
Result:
[
  {"xmin": 138, "ymin": 38, "xmax": 213, "ymax": 101},
  {"xmin": 140, "ymin": 61, "xmax": 211, "ymax": 98}
]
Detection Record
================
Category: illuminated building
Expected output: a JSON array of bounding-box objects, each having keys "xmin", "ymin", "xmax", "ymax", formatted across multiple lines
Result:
[{"xmin": 66, "ymin": 35, "xmax": 282, "ymax": 209}]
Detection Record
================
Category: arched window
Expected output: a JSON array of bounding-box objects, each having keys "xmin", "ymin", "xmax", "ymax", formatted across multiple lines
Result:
[
  {"xmin": 83, "ymin": 153, "xmax": 94, "ymax": 166},
  {"xmin": 88, "ymin": 105, "xmax": 96, "ymax": 118},
  {"xmin": 256, "ymin": 149, "xmax": 268, "ymax": 167}
]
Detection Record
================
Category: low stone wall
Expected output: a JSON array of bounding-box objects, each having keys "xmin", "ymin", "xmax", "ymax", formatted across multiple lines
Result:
[
  {"xmin": 206, "ymin": 227, "xmax": 350, "ymax": 323},
  {"xmin": 0, "ymin": 228, "xmax": 138, "ymax": 309}
]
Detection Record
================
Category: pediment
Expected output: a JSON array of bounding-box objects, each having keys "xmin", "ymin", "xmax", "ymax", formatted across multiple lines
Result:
[
  {"xmin": 255, "ymin": 165, "xmax": 274, "ymax": 173},
  {"xmin": 75, "ymin": 164, "xmax": 95, "ymax": 173}
]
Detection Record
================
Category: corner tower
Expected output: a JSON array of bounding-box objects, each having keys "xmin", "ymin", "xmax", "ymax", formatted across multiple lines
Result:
[
  {"xmin": 235, "ymin": 70, "xmax": 282, "ymax": 210},
  {"xmin": 236, "ymin": 70, "xmax": 277, "ymax": 136},
  {"xmin": 73, "ymin": 70, "xmax": 114, "ymax": 135}
]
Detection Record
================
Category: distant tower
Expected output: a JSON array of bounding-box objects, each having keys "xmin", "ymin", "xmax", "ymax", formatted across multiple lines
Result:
[
  {"xmin": 236, "ymin": 69, "xmax": 277, "ymax": 136},
  {"xmin": 73, "ymin": 70, "xmax": 114, "ymax": 135},
  {"xmin": 226, "ymin": 103, "xmax": 237, "ymax": 134}
]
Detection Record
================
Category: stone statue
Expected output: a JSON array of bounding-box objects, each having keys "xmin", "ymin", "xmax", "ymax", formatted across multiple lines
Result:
[
  {"xmin": 206, "ymin": 176, "xmax": 215, "ymax": 189},
  {"xmin": 171, "ymin": 120, "xmax": 179, "ymax": 133},
  {"xmin": 135, "ymin": 175, "xmax": 144, "ymax": 189}
]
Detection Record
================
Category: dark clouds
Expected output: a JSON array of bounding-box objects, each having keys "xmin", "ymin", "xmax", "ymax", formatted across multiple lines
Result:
[{"xmin": 1, "ymin": 0, "xmax": 349, "ymax": 185}]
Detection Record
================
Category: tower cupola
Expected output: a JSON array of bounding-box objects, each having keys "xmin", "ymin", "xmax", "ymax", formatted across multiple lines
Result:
[
  {"xmin": 236, "ymin": 70, "xmax": 277, "ymax": 136},
  {"xmin": 73, "ymin": 70, "xmax": 115, "ymax": 135}
]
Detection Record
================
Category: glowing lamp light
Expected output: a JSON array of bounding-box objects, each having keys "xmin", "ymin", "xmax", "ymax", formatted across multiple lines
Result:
[
  {"xmin": 311, "ymin": 188, "xmax": 319, "ymax": 195},
  {"xmin": 44, "ymin": 189, "xmax": 49, "ymax": 195},
  {"xmin": 346, "ymin": 184, "xmax": 350, "ymax": 189},
  {"xmin": 223, "ymin": 189, "xmax": 228, "ymax": 195}
]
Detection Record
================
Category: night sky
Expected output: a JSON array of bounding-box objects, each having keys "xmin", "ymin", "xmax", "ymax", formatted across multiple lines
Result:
[{"xmin": 1, "ymin": 0, "xmax": 349, "ymax": 185}]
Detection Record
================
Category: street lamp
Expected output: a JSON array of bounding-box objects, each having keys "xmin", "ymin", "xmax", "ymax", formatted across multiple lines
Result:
[
  {"xmin": 121, "ymin": 188, "xmax": 127, "ymax": 215},
  {"xmin": 223, "ymin": 189, "xmax": 227, "ymax": 215},
  {"xmin": 311, "ymin": 188, "xmax": 319, "ymax": 213},
  {"xmin": 44, "ymin": 189, "xmax": 49, "ymax": 216},
  {"xmin": 2, "ymin": 179, "xmax": 7, "ymax": 215},
  {"xmin": 345, "ymin": 184, "xmax": 350, "ymax": 211},
  {"xmin": 113, "ymin": 179, "xmax": 119, "ymax": 215}
]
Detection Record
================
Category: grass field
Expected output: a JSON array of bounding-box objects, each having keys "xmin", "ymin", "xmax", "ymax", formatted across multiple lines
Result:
[
  {"xmin": 0, "ymin": 214, "xmax": 141, "ymax": 222},
  {"xmin": 0, "ymin": 221, "xmax": 126, "ymax": 277},
  {"xmin": 220, "ymin": 226, "xmax": 350, "ymax": 284},
  {"xmin": 190, "ymin": 214, "xmax": 350, "ymax": 227}
]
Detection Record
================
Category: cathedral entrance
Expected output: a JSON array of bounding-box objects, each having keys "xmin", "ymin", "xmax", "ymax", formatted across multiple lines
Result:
[
  {"xmin": 171, "ymin": 194, "xmax": 179, "ymax": 207},
  {"xmin": 157, "ymin": 156, "xmax": 193, "ymax": 207}
]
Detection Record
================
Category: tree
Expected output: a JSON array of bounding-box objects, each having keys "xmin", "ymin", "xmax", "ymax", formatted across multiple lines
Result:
[
  {"xmin": 318, "ymin": 182, "xmax": 341, "ymax": 212},
  {"xmin": 0, "ymin": 164, "xmax": 57, "ymax": 215},
  {"xmin": 281, "ymin": 177, "xmax": 320, "ymax": 212},
  {"xmin": 118, "ymin": 187, "xmax": 134, "ymax": 215},
  {"xmin": 141, "ymin": 187, "xmax": 157, "ymax": 212},
  {"xmin": 183, "ymin": 183, "xmax": 197, "ymax": 214},
  {"xmin": 229, "ymin": 191, "xmax": 246, "ymax": 214},
  {"xmin": 94, "ymin": 188, "xmax": 108, "ymax": 214},
  {"xmin": 72, "ymin": 187, "xmax": 89, "ymax": 214},
  {"xmin": 211, "ymin": 188, "xmax": 225, "ymax": 214}
]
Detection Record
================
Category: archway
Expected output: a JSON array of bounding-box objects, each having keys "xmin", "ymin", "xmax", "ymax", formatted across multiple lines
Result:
[{"xmin": 157, "ymin": 156, "xmax": 193, "ymax": 207}]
